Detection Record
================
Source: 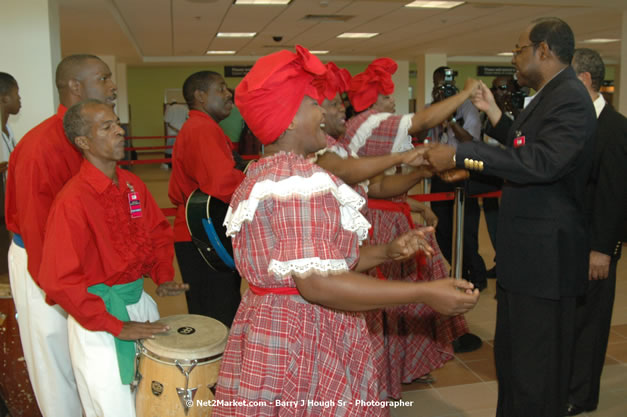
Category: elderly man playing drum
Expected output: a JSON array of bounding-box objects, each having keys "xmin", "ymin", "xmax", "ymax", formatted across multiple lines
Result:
[{"xmin": 38, "ymin": 99, "xmax": 188, "ymax": 417}]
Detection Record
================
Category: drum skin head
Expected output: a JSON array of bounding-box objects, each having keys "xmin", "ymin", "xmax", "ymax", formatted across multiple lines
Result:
[{"xmin": 141, "ymin": 314, "xmax": 228, "ymax": 361}]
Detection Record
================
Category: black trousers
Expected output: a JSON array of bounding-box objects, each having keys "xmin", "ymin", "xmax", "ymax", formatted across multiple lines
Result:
[
  {"xmin": 430, "ymin": 177, "xmax": 486, "ymax": 285},
  {"xmin": 495, "ymin": 284, "xmax": 576, "ymax": 417},
  {"xmin": 174, "ymin": 241, "xmax": 241, "ymax": 327},
  {"xmin": 568, "ymin": 259, "xmax": 618, "ymax": 410}
]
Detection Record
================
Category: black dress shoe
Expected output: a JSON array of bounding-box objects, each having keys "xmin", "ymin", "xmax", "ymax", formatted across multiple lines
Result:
[
  {"xmin": 564, "ymin": 403, "xmax": 596, "ymax": 416},
  {"xmin": 452, "ymin": 333, "xmax": 482, "ymax": 353},
  {"xmin": 486, "ymin": 266, "xmax": 497, "ymax": 279},
  {"xmin": 473, "ymin": 280, "xmax": 487, "ymax": 292}
]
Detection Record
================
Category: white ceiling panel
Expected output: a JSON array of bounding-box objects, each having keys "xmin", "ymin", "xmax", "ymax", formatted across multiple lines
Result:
[{"xmin": 57, "ymin": 0, "xmax": 626, "ymax": 64}]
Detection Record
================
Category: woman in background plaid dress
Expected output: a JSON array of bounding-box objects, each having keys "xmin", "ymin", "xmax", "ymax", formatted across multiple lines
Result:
[{"xmin": 212, "ymin": 45, "xmax": 479, "ymax": 417}]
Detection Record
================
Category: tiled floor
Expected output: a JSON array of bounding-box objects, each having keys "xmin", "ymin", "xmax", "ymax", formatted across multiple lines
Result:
[
  {"xmin": 5, "ymin": 160, "xmax": 625, "ymax": 416},
  {"xmin": 134, "ymin": 161, "xmax": 627, "ymax": 417},
  {"xmin": 130, "ymin": 160, "xmax": 626, "ymax": 417}
]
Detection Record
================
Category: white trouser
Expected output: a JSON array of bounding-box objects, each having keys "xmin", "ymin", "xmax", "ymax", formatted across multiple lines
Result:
[
  {"xmin": 68, "ymin": 290, "xmax": 160, "ymax": 417},
  {"xmin": 8, "ymin": 241, "xmax": 82, "ymax": 417}
]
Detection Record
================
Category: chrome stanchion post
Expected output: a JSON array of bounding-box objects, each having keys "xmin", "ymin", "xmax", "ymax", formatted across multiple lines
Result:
[{"xmin": 451, "ymin": 187, "xmax": 465, "ymax": 279}]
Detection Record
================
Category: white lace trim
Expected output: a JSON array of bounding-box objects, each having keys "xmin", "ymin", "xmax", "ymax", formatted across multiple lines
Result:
[
  {"xmin": 391, "ymin": 114, "xmax": 414, "ymax": 153},
  {"xmin": 348, "ymin": 112, "xmax": 393, "ymax": 155},
  {"xmin": 268, "ymin": 257, "xmax": 349, "ymax": 278},
  {"xmin": 224, "ymin": 171, "xmax": 371, "ymax": 241}
]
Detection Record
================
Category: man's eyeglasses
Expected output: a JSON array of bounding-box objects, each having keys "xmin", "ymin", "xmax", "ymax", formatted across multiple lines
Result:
[{"xmin": 512, "ymin": 43, "xmax": 536, "ymax": 56}]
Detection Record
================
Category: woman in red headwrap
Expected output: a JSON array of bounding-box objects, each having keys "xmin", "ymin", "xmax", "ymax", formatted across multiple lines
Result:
[
  {"xmin": 311, "ymin": 61, "xmax": 471, "ymax": 398},
  {"xmin": 324, "ymin": 59, "xmax": 479, "ymax": 395},
  {"xmin": 212, "ymin": 46, "xmax": 479, "ymax": 417}
]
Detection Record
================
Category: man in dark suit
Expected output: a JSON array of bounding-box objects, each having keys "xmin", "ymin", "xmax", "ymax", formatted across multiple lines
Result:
[
  {"xmin": 563, "ymin": 48, "xmax": 627, "ymax": 416},
  {"xmin": 425, "ymin": 18, "xmax": 597, "ymax": 417}
]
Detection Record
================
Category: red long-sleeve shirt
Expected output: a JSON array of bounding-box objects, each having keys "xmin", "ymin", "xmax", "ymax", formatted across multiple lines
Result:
[
  {"xmin": 38, "ymin": 160, "xmax": 175, "ymax": 336},
  {"xmin": 5, "ymin": 105, "xmax": 83, "ymax": 284},
  {"xmin": 168, "ymin": 110, "xmax": 245, "ymax": 242}
]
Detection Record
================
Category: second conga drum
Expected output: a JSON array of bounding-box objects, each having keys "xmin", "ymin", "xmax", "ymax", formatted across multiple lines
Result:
[{"xmin": 135, "ymin": 314, "xmax": 228, "ymax": 417}]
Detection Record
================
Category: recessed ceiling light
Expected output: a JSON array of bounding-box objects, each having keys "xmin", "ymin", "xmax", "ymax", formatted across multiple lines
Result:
[
  {"xmin": 206, "ymin": 50, "xmax": 237, "ymax": 54},
  {"xmin": 405, "ymin": 1, "xmax": 465, "ymax": 8},
  {"xmin": 497, "ymin": 52, "xmax": 513, "ymax": 56},
  {"xmin": 217, "ymin": 32, "xmax": 256, "ymax": 38},
  {"xmin": 337, "ymin": 32, "xmax": 379, "ymax": 39},
  {"xmin": 234, "ymin": 0, "xmax": 290, "ymax": 4},
  {"xmin": 310, "ymin": 50, "xmax": 329, "ymax": 54},
  {"xmin": 580, "ymin": 38, "xmax": 620, "ymax": 44}
]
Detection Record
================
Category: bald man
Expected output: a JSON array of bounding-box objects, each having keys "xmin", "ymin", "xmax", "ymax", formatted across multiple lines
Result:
[{"xmin": 6, "ymin": 54, "xmax": 117, "ymax": 417}]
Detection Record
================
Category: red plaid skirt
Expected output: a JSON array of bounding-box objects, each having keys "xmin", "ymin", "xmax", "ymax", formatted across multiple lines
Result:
[
  {"xmin": 366, "ymin": 207, "xmax": 469, "ymax": 399},
  {"xmin": 213, "ymin": 292, "xmax": 389, "ymax": 417}
]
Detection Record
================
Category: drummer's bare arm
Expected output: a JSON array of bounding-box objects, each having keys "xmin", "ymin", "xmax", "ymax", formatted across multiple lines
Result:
[
  {"xmin": 156, "ymin": 281, "xmax": 190, "ymax": 297},
  {"xmin": 295, "ymin": 271, "xmax": 479, "ymax": 316},
  {"xmin": 116, "ymin": 321, "xmax": 170, "ymax": 341},
  {"xmin": 354, "ymin": 228, "xmax": 435, "ymax": 272}
]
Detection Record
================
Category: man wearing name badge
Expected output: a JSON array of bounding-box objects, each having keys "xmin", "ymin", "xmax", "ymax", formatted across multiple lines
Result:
[
  {"xmin": 425, "ymin": 17, "xmax": 596, "ymax": 417},
  {"xmin": 564, "ymin": 48, "xmax": 627, "ymax": 417},
  {"xmin": 38, "ymin": 99, "xmax": 188, "ymax": 417},
  {"xmin": 168, "ymin": 71, "xmax": 245, "ymax": 326},
  {"xmin": 5, "ymin": 54, "xmax": 117, "ymax": 417}
]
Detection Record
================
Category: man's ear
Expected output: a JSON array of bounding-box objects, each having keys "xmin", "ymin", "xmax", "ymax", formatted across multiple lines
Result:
[
  {"xmin": 194, "ymin": 89, "xmax": 206, "ymax": 105},
  {"xmin": 537, "ymin": 41, "xmax": 552, "ymax": 60},
  {"xmin": 576, "ymin": 71, "xmax": 592, "ymax": 89},
  {"xmin": 68, "ymin": 79, "xmax": 82, "ymax": 97},
  {"xmin": 74, "ymin": 135, "xmax": 90, "ymax": 151}
]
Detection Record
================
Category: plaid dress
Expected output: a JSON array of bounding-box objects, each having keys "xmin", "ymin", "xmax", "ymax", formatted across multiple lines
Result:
[
  {"xmin": 341, "ymin": 111, "xmax": 469, "ymax": 399},
  {"xmin": 214, "ymin": 152, "xmax": 388, "ymax": 417}
]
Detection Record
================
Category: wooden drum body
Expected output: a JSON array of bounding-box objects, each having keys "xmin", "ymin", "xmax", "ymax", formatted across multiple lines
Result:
[
  {"xmin": 0, "ymin": 283, "xmax": 42, "ymax": 417},
  {"xmin": 135, "ymin": 314, "xmax": 228, "ymax": 417}
]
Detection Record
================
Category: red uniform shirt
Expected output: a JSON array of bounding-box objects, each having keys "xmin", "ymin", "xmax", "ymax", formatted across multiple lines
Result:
[
  {"xmin": 5, "ymin": 105, "xmax": 83, "ymax": 284},
  {"xmin": 38, "ymin": 160, "xmax": 175, "ymax": 336},
  {"xmin": 168, "ymin": 110, "xmax": 245, "ymax": 242}
]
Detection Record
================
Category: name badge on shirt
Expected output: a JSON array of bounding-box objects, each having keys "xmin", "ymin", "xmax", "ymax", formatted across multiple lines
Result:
[
  {"xmin": 513, "ymin": 135, "xmax": 526, "ymax": 148},
  {"xmin": 127, "ymin": 182, "xmax": 142, "ymax": 218}
]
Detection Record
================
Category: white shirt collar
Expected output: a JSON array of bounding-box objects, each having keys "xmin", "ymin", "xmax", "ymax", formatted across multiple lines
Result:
[{"xmin": 592, "ymin": 93, "xmax": 606, "ymax": 119}]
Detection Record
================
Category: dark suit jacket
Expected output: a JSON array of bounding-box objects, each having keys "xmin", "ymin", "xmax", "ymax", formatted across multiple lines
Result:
[
  {"xmin": 456, "ymin": 67, "xmax": 597, "ymax": 300},
  {"xmin": 586, "ymin": 103, "xmax": 627, "ymax": 258}
]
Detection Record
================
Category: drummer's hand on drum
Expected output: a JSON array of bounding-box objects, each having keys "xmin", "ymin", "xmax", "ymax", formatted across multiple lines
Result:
[
  {"xmin": 156, "ymin": 281, "xmax": 190, "ymax": 297},
  {"xmin": 117, "ymin": 321, "xmax": 170, "ymax": 341}
]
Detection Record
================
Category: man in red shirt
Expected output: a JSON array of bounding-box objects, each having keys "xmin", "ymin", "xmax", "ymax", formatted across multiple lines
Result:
[
  {"xmin": 168, "ymin": 71, "xmax": 245, "ymax": 326},
  {"xmin": 5, "ymin": 54, "xmax": 117, "ymax": 417},
  {"xmin": 39, "ymin": 100, "xmax": 187, "ymax": 417}
]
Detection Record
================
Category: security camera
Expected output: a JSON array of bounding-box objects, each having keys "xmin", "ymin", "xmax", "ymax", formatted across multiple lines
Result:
[{"xmin": 272, "ymin": 36, "xmax": 283, "ymax": 43}]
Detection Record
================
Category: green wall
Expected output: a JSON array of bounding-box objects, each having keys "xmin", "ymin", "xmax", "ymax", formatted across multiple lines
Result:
[
  {"xmin": 127, "ymin": 65, "xmax": 244, "ymax": 138},
  {"xmin": 127, "ymin": 62, "xmax": 618, "ymax": 139},
  {"xmin": 126, "ymin": 61, "xmax": 369, "ymax": 139}
]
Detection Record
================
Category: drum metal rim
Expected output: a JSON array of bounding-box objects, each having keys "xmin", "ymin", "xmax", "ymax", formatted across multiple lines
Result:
[{"xmin": 139, "ymin": 343, "xmax": 223, "ymax": 366}]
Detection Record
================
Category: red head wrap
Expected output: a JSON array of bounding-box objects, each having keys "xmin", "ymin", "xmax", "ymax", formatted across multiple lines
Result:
[
  {"xmin": 347, "ymin": 58, "xmax": 397, "ymax": 112},
  {"xmin": 235, "ymin": 45, "xmax": 326, "ymax": 145},
  {"xmin": 312, "ymin": 62, "xmax": 352, "ymax": 104}
]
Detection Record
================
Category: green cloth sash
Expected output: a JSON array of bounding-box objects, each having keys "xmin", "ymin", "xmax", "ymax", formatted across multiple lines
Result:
[{"xmin": 88, "ymin": 279, "xmax": 144, "ymax": 385}]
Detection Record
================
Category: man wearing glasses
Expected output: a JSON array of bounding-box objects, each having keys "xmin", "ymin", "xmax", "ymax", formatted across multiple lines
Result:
[{"xmin": 425, "ymin": 18, "xmax": 597, "ymax": 417}]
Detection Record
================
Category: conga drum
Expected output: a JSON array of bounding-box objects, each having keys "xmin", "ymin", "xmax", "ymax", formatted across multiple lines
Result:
[
  {"xmin": 0, "ymin": 282, "xmax": 43, "ymax": 417},
  {"xmin": 135, "ymin": 314, "xmax": 228, "ymax": 417}
]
